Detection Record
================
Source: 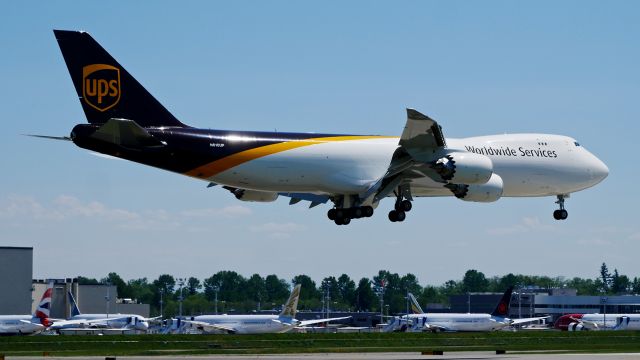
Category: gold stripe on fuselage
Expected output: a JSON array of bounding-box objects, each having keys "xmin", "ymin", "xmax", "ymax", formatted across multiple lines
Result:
[{"xmin": 185, "ymin": 135, "xmax": 395, "ymax": 179}]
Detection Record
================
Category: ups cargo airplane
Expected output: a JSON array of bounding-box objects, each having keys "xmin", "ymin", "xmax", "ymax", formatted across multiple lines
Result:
[{"xmin": 39, "ymin": 30, "xmax": 609, "ymax": 225}]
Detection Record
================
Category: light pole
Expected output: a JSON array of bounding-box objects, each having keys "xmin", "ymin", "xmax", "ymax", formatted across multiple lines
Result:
[
  {"xmin": 105, "ymin": 281, "xmax": 111, "ymax": 318},
  {"xmin": 159, "ymin": 288, "xmax": 164, "ymax": 320},
  {"xmin": 378, "ymin": 279, "xmax": 386, "ymax": 326},
  {"xmin": 178, "ymin": 278, "xmax": 185, "ymax": 318},
  {"xmin": 213, "ymin": 285, "xmax": 219, "ymax": 314},
  {"xmin": 601, "ymin": 297, "xmax": 608, "ymax": 329},
  {"xmin": 518, "ymin": 285, "xmax": 522, "ymax": 319}
]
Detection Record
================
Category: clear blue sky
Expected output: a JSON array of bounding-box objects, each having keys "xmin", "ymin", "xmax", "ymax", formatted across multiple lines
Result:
[{"xmin": 1, "ymin": 1, "xmax": 638, "ymax": 286}]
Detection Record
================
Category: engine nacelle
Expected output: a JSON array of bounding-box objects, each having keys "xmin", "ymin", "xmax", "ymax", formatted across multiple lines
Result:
[
  {"xmin": 568, "ymin": 322, "xmax": 586, "ymax": 331},
  {"xmin": 233, "ymin": 189, "xmax": 279, "ymax": 202},
  {"xmin": 445, "ymin": 173, "xmax": 503, "ymax": 203},
  {"xmin": 432, "ymin": 152, "xmax": 493, "ymax": 184}
]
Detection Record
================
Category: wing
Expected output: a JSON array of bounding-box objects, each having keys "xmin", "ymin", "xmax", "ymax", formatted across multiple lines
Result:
[
  {"xmin": 298, "ymin": 316, "xmax": 351, "ymax": 327},
  {"xmin": 569, "ymin": 316, "xmax": 599, "ymax": 330},
  {"xmin": 181, "ymin": 320, "xmax": 237, "ymax": 334},
  {"xmin": 400, "ymin": 109, "xmax": 446, "ymax": 159},
  {"xmin": 510, "ymin": 316, "xmax": 550, "ymax": 326},
  {"xmin": 421, "ymin": 323, "xmax": 450, "ymax": 332},
  {"xmin": 371, "ymin": 109, "xmax": 448, "ymax": 202}
]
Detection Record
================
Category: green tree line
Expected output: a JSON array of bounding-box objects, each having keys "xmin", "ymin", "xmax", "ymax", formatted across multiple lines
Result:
[{"xmin": 77, "ymin": 263, "xmax": 640, "ymax": 317}]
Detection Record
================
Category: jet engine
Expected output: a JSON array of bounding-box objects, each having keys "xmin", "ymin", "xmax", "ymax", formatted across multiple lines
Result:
[
  {"xmin": 232, "ymin": 189, "xmax": 279, "ymax": 202},
  {"xmin": 431, "ymin": 152, "xmax": 493, "ymax": 184},
  {"xmin": 445, "ymin": 173, "xmax": 503, "ymax": 203},
  {"xmin": 567, "ymin": 322, "xmax": 586, "ymax": 331}
]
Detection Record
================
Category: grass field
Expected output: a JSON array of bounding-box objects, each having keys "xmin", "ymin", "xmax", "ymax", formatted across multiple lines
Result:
[{"xmin": 1, "ymin": 331, "xmax": 640, "ymax": 357}]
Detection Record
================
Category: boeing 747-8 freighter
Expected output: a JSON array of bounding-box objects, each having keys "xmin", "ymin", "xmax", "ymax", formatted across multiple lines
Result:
[{"xmin": 37, "ymin": 30, "xmax": 609, "ymax": 225}]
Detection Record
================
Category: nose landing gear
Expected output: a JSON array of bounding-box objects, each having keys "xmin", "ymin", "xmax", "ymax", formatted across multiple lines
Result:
[{"xmin": 553, "ymin": 194, "xmax": 568, "ymax": 220}]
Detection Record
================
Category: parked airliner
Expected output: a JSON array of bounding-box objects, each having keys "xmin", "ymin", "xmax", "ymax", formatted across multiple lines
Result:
[
  {"xmin": 386, "ymin": 287, "xmax": 547, "ymax": 332},
  {"xmin": 39, "ymin": 30, "xmax": 608, "ymax": 225},
  {"xmin": 47, "ymin": 291, "xmax": 152, "ymax": 332},
  {"xmin": 179, "ymin": 285, "xmax": 349, "ymax": 334},
  {"xmin": 0, "ymin": 282, "xmax": 52, "ymax": 335},
  {"xmin": 555, "ymin": 313, "xmax": 640, "ymax": 331}
]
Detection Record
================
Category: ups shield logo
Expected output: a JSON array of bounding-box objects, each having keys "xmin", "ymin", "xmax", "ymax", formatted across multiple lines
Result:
[{"xmin": 82, "ymin": 64, "xmax": 121, "ymax": 112}]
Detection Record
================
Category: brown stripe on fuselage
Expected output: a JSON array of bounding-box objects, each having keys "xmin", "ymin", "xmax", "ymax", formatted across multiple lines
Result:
[{"xmin": 185, "ymin": 135, "xmax": 395, "ymax": 179}]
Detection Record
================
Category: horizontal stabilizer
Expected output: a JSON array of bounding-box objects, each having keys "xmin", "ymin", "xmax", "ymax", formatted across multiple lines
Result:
[
  {"xmin": 90, "ymin": 118, "xmax": 165, "ymax": 148},
  {"xmin": 24, "ymin": 134, "xmax": 72, "ymax": 141}
]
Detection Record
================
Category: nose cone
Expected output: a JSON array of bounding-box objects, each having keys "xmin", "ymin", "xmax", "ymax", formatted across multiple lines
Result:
[{"xmin": 590, "ymin": 156, "xmax": 609, "ymax": 184}]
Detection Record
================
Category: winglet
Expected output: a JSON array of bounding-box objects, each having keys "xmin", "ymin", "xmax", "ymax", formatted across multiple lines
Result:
[{"xmin": 279, "ymin": 284, "xmax": 301, "ymax": 318}]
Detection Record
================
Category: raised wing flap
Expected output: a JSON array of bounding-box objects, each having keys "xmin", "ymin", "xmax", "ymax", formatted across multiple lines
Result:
[
  {"xmin": 90, "ymin": 118, "xmax": 166, "ymax": 148},
  {"xmin": 400, "ymin": 109, "xmax": 446, "ymax": 156}
]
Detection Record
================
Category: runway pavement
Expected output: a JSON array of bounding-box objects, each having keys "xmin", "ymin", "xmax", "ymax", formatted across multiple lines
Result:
[{"xmin": 6, "ymin": 352, "xmax": 640, "ymax": 360}]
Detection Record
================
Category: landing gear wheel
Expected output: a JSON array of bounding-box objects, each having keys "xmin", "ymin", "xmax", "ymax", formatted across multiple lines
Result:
[
  {"xmin": 335, "ymin": 209, "xmax": 346, "ymax": 220},
  {"xmin": 334, "ymin": 217, "xmax": 343, "ymax": 225},
  {"xmin": 396, "ymin": 210, "xmax": 406, "ymax": 222},
  {"xmin": 363, "ymin": 206, "xmax": 374, "ymax": 217},
  {"xmin": 559, "ymin": 209, "xmax": 568, "ymax": 220},
  {"xmin": 388, "ymin": 210, "xmax": 398, "ymax": 222},
  {"xmin": 341, "ymin": 217, "xmax": 351, "ymax": 225},
  {"xmin": 400, "ymin": 200, "xmax": 412, "ymax": 212},
  {"xmin": 553, "ymin": 195, "xmax": 569, "ymax": 221},
  {"xmin": 327, "ymin": 209, "xmax": 336, "ymax": 220},
  {"xmin": 352, "ymin": 207, "xmax": 363, "ymax": 219}
]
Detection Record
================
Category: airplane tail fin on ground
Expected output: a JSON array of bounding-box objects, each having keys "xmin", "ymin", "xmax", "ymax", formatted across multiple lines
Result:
[
  {"xmin": 408, "ymin": 293, "xmax": 424, "ymax": 314},
  {"xmin": 279, "ymin": 284, "xmax": 301, "ymax": 318},
  {"xmin": 53, "ymin": 30, "xmax": 186, "ymax": 128},
  {"xmin": 491, "ymin": 286, "xmax": 514, "ymax": 317},
  {"xmin": 67, "ymin": 290, "xmax": 81, "ymax": 317},
  {"xmin": 34, "ymin": 281, "xmax": 54, "ymax": 325}
]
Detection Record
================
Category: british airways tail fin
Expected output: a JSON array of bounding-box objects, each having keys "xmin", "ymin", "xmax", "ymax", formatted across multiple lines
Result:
[
  {"xmin": 33, "ymin": 281, "xmax": 53, "ymax": 325},
  {"xmin": 53, "ymin": 30, "xmax": 186, "ymax": 128}
]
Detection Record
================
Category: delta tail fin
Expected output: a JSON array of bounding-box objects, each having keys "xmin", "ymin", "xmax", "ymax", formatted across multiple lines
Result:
[
  {"xmin": 53, "ymin": 30, "xmax": 185, "ymax": 128},
  {"xmin": 67, "ymin": 290, "xmax": 81, "ymax": 317},
  {"xmin": 491, "ymin": 286, "xmax": 514, "ymax": 317},
  {"xmin": 279, "ymin": 284, "xmax": 301, "ymax": 318},
  {"xmin": 34, "ymin": 281, "xmax": 54, "ymax": 325}
]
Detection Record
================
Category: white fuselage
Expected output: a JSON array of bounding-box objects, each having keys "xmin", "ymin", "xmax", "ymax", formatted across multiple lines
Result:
[
  {"xmin": 0, "ymin": 315, "xmax": 44, "ymax": 335},
  {"xmin": 406, "ymin": 313, "xmax": 509, "ymax": 332},
  {"xmin": 190, "ymin": 314, "xmax": 292, "ymax": 334},
  {"xmin": 582, "ymin": 314, "xmax": 640, "ymax": 330},
  {"xmin": 49, "ymin": 313, "xmax": 149, "ymax": 331},
  {"xmin": 209, "ymin": 134, "xmax": 608, "ymax": 197}
]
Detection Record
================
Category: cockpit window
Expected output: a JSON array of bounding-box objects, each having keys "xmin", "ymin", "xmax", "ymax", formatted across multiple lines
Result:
[{"xmin": 574, "ymin": 141, "xmax": 580, "ymax": 147}]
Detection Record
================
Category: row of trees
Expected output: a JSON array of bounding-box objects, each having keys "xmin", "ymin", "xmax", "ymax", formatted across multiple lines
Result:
[{"xmin": 78, "ymin": 263, "xmax": 640, "ymax": 317}]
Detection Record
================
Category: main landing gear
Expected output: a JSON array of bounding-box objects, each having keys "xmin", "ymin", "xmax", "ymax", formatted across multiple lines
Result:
[
  {"xmin": 327, "ymin": 206, "xmax": 374, "ymax": 225},
  {"xmin": 389, "ymin": 193, "xmax": 412, "ymax": 223},
  {"xmin": 553, "ymin": 194, "xmax": 568, "ymax": 220}
]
